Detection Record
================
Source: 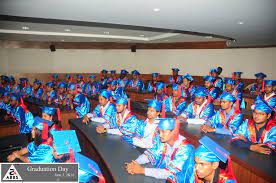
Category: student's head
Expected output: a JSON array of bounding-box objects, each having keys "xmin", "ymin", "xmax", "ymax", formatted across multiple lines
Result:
[
  {"xmin": 182, "ymin": 74, "xmax": 193, "ymax": 87},
  {"xmin": 33, "ymin": 79, "xmax": 42, "ymax": 90},
  {"xmin": 68, "ymin": 83, "xmax": 77, "ymax": 96},
  {"xmin": 210, "ymin": 68, "xmax": 219, "ymax": 78},
  {"xmin": 2, "ymin": 92, "xmax": 10, "ymax": 104},
  {"xmin": 120, "ymin": 70, "xmax": 128, "ymax": 79},
  {"xmin": 172, "ymin": 83, "xmax": 180, "ymax": 97},
  {"xmin": 58, "ymin": 82, "xmax": 67, "ymax": 94},
  {"xmin": 203, "ymin": 76, "xmax": 215, "ymax": 89},
  {"xmin": 255, "ymin": 73, "xmax": 267, "ymax": 84},
  {"xmin": 76, "ymin": 74, "xmax": 84, "ymax": 83},
  {"xmin": 224, "ymin": 79, "xmax": 236, "ymax": 92},
  {"xmin": 32, "ymin": 117, "xmax": 53, "ymax": 146},
  {"xmin": 156, "ymin": 82, "xmax": 165, "ymax": 95},
  {"xmin": 264, "ymin": 80, "xmax": 275, "ymax": 94},
  {"xmin": 98, "ymin": 90, "xmax": 110, "ymax": 106},
  {"xmin": 66, "ymin": 74, "xmax": 72, "ymax": 83},
  {"xmin": 101, "ymin": 70, "xmax": 108, "ymax": 78},
  {"xmin": 110, "ymin": 70, "xmax": 116, "ymax": 77},
  {"xmin": 89, "ymin": 75, "xmax": 96, "ymax": 83},
  {"xmin": 46, "ymin": 82, "xmax": 54, "ymax": 92},
  {"xmin": 158, "ymin": 118, "xmax": 177, "ymax": 143},
  {"xmin": 110, "ymin": 81, "xmax": 118, "ymax": 91},
  {"xmin": 152, "ymin": 73, "xmax": 159, "ymax": 81},
  {"xmin": 131, "ymin": 70, "xmax": 140, "ymax": 80},
  {"xmin": 10, "ymin": 95, "xmax": 19, "ymax": 107},
  {"xmin": 194, "ymin": 87, "xmax": 208, "ymax": 105},
  {"xmin": 220, "ymin": 92, "xmax": 236, "ymax": 110},
  {"xmin": 147, "ymin": 100, "xmax": 161, "ymax": 119},
  {"xmin": 115, "ymin": 97, "xmax": 128, "ymax": 113},
  {"xmin": 172, "ymin": 68, "xmax": 179, "ymax": 77},
  {"xmin": 233, "ymin": 72, "xmax": 242, "ymax": 81},
  {"xmin": 252, "ymin": 100, "xmax": 272, "ymax": 124},
  {"xmin": 41, "ymin": 107, "xmax": 56, "ymax": 121}
]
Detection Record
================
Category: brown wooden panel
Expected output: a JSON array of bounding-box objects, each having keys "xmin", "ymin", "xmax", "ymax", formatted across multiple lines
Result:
[{"xmin": 0, "ymin": 123, "xmax": 19, "ymax": 138}]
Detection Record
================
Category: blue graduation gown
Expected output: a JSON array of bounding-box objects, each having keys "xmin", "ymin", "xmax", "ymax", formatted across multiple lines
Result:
[
  {"xmin": 33, "ymin": 88, "xmax": 44, "ymax": 99},
  {"xmin": 110, "ymin": 87, "xmax": 127, "ymax": 100},
  {"xmin": 184, "ymin": 101, "xmax": 214, "ymax": 121},
  {"xmin": 117, "ymin": 77, "xmax": 129, "ymax": 89},
  {"xmin": 128, "ymin": 79, "xmax": 145, "ymax": 92},
  {"xmin": 83, "ymin": 81, "xmax": 100, "ymax": 96},
  {"xmin": 169, "ymin": 76, "xmax": 183, "ymax": 84},
  {"xmin": 214, "ymin": 77, "xmax": 224, "ymax": 89},
  {"xmin": 255, "ymin": 93, "xmax": 276, "ymax": 111},
  {"xmin": 11, "ymin": 105, "xmax": 34, "ymax": 134},
  {"xmin": 27, "ymin": 141, "xmax": 55, "ymax": 163},
  {"xmin": 73, "ymin": 93, "xmax": 91, "ymax": 118},
  {"xmin": 164, "ymin": 96, "xmax": 188, "ymax": 116},
  {"xmin": 92, "ymin": 102, "xmax": 116, "ymax": 125},
  {"xmin": 155, "ymin": 93, "xmax": 169, "ymax": 102},
  {"xmin": 208, "ymin": 87, "xmax": 219, "ymax": 101}
]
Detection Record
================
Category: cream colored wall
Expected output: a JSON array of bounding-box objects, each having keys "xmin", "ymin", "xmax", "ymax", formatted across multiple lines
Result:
[{"xmin": 0, "ymin": 48, "xmax": 275, "ymax": 79}]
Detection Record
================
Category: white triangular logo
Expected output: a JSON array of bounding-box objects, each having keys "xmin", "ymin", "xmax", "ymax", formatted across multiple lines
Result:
[{"xmin": 3, "ymin": 165, "xmax": 22, "ymax": 181}]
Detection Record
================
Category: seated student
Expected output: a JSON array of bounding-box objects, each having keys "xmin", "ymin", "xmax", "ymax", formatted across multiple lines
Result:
[
  {"xmin": 7, "ymin": 76, "xmax": 17, "ymax": 93},
  {"xmin": 181, "ymin": 73, "xmax": 197, "ymax": 98},
  {"xmin": 169, "ymin": 68, "xmax": 182, "ymax": 84},
  {"xmin": 232, "ymin": 72, "xmax": 244, "ymax": 92},
  {"xmin": 201, "ymin": 92, "xmax": 243, "ymax": 135},
  {"xmin": 128, "ymin": 70, "xmax": 145, "ymax": 92},
  {"xmin": 76, "ymin": 74, "xmax": 86, "ymax": 93},
  {"xmin": 96, "ymin": 97, "xmax": 139, "ymax": 144},
  {"xmin": 51, "ymin": 74, "xmax": 59, "ymax": 87},
  {"xmin": 56, "ymin": 81, "xmax": 68, "ymax": 106},
  {"xmin": 0, "ymin": 75, "xmax": 10, "ymax": 89},
  {"xmin": 98, "ymin": 69, "xmax": 109, "ymax": 89},
  {"xmin": 255, "ymin": 80, "xmax": 275, "ymax": 111},
  {"xmin": 65, "ymin": 74, "xmax": 73, "ymax": 86},
  {"xmin": 83, "ymin": 75, "xmax": 100, "ymax": 97},
  {"xmin": 19, "ymin": 78, "xmax": 33, "ymax": 98},
  {"xmin": 179, "ymin": 86, "xmax": 214, "ymax": 122},
  {"xmin": 41, "ymin": 106, "xmax": 62, "ymax": 131},
  {"xmin": 163, "ymin": 83, "xmax": 188, "ymax": 116},
  {"xmin": 245, "ymin": 72, "xmax": 267, "ymax": 95},
  {"xmin": 0, "ymin": 92, "xmax": 12, "ymax": 114},
  {"xmin": 7, "ymin": 116, "xmax": 55, "ymax": 163},
  {"xmin": 132, "ymin": 99, "xmax": 162, "ymax": 148},
  {"xmin": 147, "ymin": 73, "xmax": 160, "ymax": 93},
  {"xmin": 43, "ymin": 81, "xmax": 58, "ymax": 105},
  {"xmin": 203, "ymin": 75, "xmax": 219, "ymax": 101},
  {"xmin": 175, "ymin": 136, "xmax": 237, "ymax": 183},
  {"xmin": 109, "ymin": 70, "xmax": 118, "ymax": 82},
  {"xmin": 209, "ymin": 68, "xmax": 224, "ymax": 90},
  {"xmin": 82, "ymin": 89, "xmax": 116, "ymax": 124},
  {"xmin": 10, "ymin": 94, "xmax": 34, "ymax": 136},
  {"xmin": 117, "ymin": 69, "xmax": 129, "ymax": 89},
  {"xmin": 154, "ymin": 82, "xmax": 168, "ymax": 102},
  {"xmin": 224, "ymin": 78, "xmax": 246, "ymax": 109},
  {"xmin": 125, "ymin": 118, "xmax": 194, "ymax": 181},
  {"xmin": 67, "ymin": 83, "xmax": 90, "ymax": 118},
  {"xmin": 109, "ymin": 80, "xmax": 127, "ymax": 100},
  {"xmin": 232, "ymin": 99, "xmax": 275, "ymax": 155},
  {"xmin": 32, "ymin": 79, "xmax": 44, "ymax": 100}
]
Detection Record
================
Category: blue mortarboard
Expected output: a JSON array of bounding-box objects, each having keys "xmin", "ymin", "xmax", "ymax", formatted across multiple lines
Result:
[
  {"xmin": 220, "ymin": 92, "xmax": 236, "ymax": 102},
  {"xmin": 10, "ymin": 94, "xmax": 19, "ymax": 101},
  {"xmin": 68, "ymin": 83, "xmax": 76, "ymax": 90},
  {"xmin": 3, "ymin": 92, "xmax": 10, "ymax": 97},
  {"xmin": 99, "ymin": 89, "xmax": 111, "ymax": 99},
  {"xmin": 194, "ymin": 86, "xmax": 209, "ymax": 97},
  {"xmin": 58, "ymin": 81, "xmax": 67, "ymax": 88},
  {"xmin": 34, "ymin": 79, "xmax": 42, "ymax": 85},
  {"xmin": 9, "ymin": 76, "xmax": 15, "ymax": 81},
  {"xmin": 121, "ymin": 70, "xmax": 129, "ymax": 74},
  {"xmin": 66, "ymin": 74, "xmax": 72, "ymax": 79},
  {"xmin": 89, "ymin": 75, "xmax": 97, "ymax": 79},
  {"xmin": 152, "ymin": 73, "xmax": 159, "ymax": 78},
  {"xmin": 224, "ymin": 78, "xmax": 236, "ymax": 85},
  {"xmin": 74, "ymin": 152, "xmax": 102, "ymax": 182},
  {"xmin": 172, "ymin": 68, "xmax": 180, "ymax": 72},
  {"xmin": 46, "ymin": 81, "xmax": 55, "ymax": 88},
  {"xmin": 253, "ymin": 99, "xmax": 273, "ymax": 114},
  {"xmin": 77, "ymin": 74, "xmax": 84, "ymax": 79},
  {"xmin": 182, "ymin": 73, "xmax": 194, "ymax": 82},
  {"xmin": 158, "ymin": 118, "xmax": 176, "ymax": 130},
  {"xmin": 19, "ymin": 78, "xmax": 28, "ymax": 83},
  {"xmin": 116, "ymin": 97, "xmax": 128, "ymax": 105},
  {"xmin": 101, "ymin": 69, "xmax": 108, "ymax": 74},
  {"xmin": 73, "ymin": 94, "xmax": 85, "ymax": 106},
  {"xmin": 265, "ymin": 80, "xmax": 276, "ymax": 86},
  {"xmin": 2, "ymin": 75, "xmax": 10, "ymax": 82},
  {"xmin": 41, "ymin": 106, "xmax": 56, "ymax": 115},
  {"xmin": 233, "ymin": 72, "xmax": 243, "ymax": 75},
  {"xmin": 156, "ymin": 82, "xmax": 165, "ymax": 90},
  {"xmin": 110, "ymin": 80, "xmax": 118, "ymax": 86},
  {"xmin": 203, "ymin": 76, "xmax": 216, "ymax": 83},
  {"xmin": 254, "ymin": 72, "xmax": 267, "ymax": 79},
  {"xmin": 196, "ymin": 136, "xmax": 230, "ymax": 163},
  {"xmin": 146, "ymin": 99, "xmax": 162, "ymax": 112},
  {"xmin": 52, "ymin": 130, "xmax": 81, "ymax": 155},
  {"xmin": 110, "ymin": 70, "xmax": 116, "ymax": 74},
  {"xmin": 210, "ymin": 68, "xmax": 219, "ymax": 73},
  {"xmin": 131, "ymin": 70, "xmax": 140, "ymax": 75},
  {"xmin": 52, "ymin": 74, "xmax": 59, "ymax": 79},
  {"xmin": 172, "ymin": 83, "xmax": 179, "ymax": 90},
  {"xmin": 33, "ymin": 116, "xmax": 53, "ymax": 130}
]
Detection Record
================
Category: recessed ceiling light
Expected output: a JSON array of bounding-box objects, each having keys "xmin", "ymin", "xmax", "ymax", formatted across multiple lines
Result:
[
  {"xmin": 61, "ymin": 39, "xmax": 65, "ymax": 42},
  {"xmin": 153, "ymin": 8, "xmax": 160, "ymax": 12},
  {"xmin": 237, "ymin": 21, "xmax": 244, "ymax": 25},
  {"xmin": 104, "ymin": 31, "xmax": 109, "ymax": 34},
  {"xmin": 127, "ymin": 40, "xmax": 131, "ymax": 42},
  {"xmin": 204, "ymin": 36, "xmax": 213, "ymax": 39},
  {"xmin": 22, "ymin": 26, "xmax": 29, "ymax": 30},
  {"xmin": 64, "ymin": 29, "xmax": 71, "ymax": 32},
  {"xmin": 164, "ymin": 40, "xmax": 169, "ymax": 42},
  {"xmin": 140, "ymin": 35, "xmax": 145, "ymax": 37}
]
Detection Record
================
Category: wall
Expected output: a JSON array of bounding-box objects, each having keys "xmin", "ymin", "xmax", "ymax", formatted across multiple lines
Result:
[{"xmin": 0, "ymin": 48, "xmax": 275, "ymax": 79}]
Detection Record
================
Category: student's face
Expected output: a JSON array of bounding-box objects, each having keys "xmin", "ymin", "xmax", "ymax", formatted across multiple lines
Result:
[
  {"xmin": 31, "ymin": 127, "xmax": 36, "ymax": 139},
  {"xmin": 183, "ymin": 78, "xmax": 190, "ymax": 86},
  {"xmin": 116, "ymin": 104, "xmax": 126, "ymax": 113},
  {"xmin": 253, "ymin": 109, "xmax": 271, "ymax": 124},
  {"xmin": 234, "ymin": 74, "xmax": 241, "ymax": 80},
  {"xmin": 3, "ymin": 96, "xmax": 10, "ymax": 104},
  {"xmin": 147, "ymin": 106, "xmax": 159, "ymax": 119},
  {"xmin": 68, "ymin": 89, "xmax": 74, "ymax": 95},
  {"xmin": 59, "ymin": 87, "xmax": 65, "ymax": 94},
  {"xmin": 204, "ymin": 81, "xmax": 212, "ymax": 89},
  {"xmin": 195, "ymin": 96, "xmax": 205, "ymax": 106},
  {"xmin": 225, "ymin": 84, "xmax": 234, "ymax": 92},
  {"xmin": 195, "ymin": 156, "xmax": 219, "ymax": 179},
  {"xmin": 173, "ymin": 71, "xmax": 178, "ymax": 77},
  {"xmin": 77, "ymin": 78, "xmax": 81, "ymax": 82},
  {"xmin": 98, "ymin": 96, "xmax": 108, "ymax": 106},
  {"xmin": 265, "ymin": 85, "xmax": 273, "ymax": 94},
  {"xmin": 120, "ymin": 74, "xmax": 126, "ymax": 79},
  {"xmin": 157, "ymin": 89, "xmax": 163, "ymax": 95},
  {"xmin": 111, "ymin": 73, "xmax": 116, "ymax": 77},
  {"xmin": 256, "ymin": 78, "xmax": 263, "ymax": 84},
  {"xmin": 10, "ymin": 99, "xmax": 17, "ymax": 106},
  {"xmin": 132, "ymin": 74, "xmax": 138, "ymax": 80},
  {"xmin": 33, "ymin": 83, "xmax": 39, "ymax": 90},
  {"xmin": 220, "ymin": 99, "xmax": 233, "ymax": 110},
  {"xmin": 89, "ymin": 78, "xmax": 95, "ymax": 83},
  {"xmin": 46, "ymin": 86, "xmax": 52, "ymax": 92},
  {"xmin": 111, "ymin": 85, "xmax": 116, "ymax": 90},
  {"xmin": 42, "ymin": 113, "xmax": 53, "ymax": 121},
  {"xmin": 172, "ymin": 90, "xmax": 179, "ymax": 97},
  {"xmin": 153, "ymin": 76, "xmax": 158, "ymax": 81},
  {"xmin": 211, "ymin": 72, "xmax": 218, "ymax": 78},
  {"xmin": 159, "ymin": 129, "xmax": 173, "ymax": 143}
]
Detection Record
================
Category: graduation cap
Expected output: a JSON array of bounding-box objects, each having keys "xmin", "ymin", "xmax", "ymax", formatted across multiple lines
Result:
[
  {"xmin": 46, "ymin": 81, "xmax": 55, "ymax": 88},
  {"xmin": 57, "ymin": 81, "xmax": 67, "ymax": 88},
  {"xmin": 194, "ymin": 86, "xmax": 209, "ymax": 98},
  {"xmin": 196, "ymin": 136, "xmax": 230, "ymax": 163},
  {"xmin": 254, "ymin": 72, "xmax": 267, "ymax": 79},
  {"xmin": 2, "ymin": 75, "xmax": 10, "ymax": 83},
  {"xmin": 210, "ymin": 68, "xmax": 219, "ymax": 73},
  {"xmin": 52, "ymin": 74, "xmax": 59, "ymax": 79},
  {"xmin": 10, "ymin": 94, "xmax": 19, "ymax": 101},
  {"xmin": 9, "ymin": 76, "xmax": 15, "ymax": 81},
  {"xmin": 157, "ymin": 118, "xmax": 176, "ymax": 130},
  {"xmin": 224, "ymin": 78, "xmax": 236, "ymax": 86},
  {"xmin": 253, "ymin": 99, "xmax": 273, "ymax": 114},
  {"xmin": 233, "ymin": 72, "xmax": 243, "ymax": 76},
  {"xmin": 219, "ymin": 92, "xmax": 236, "ymax": 103},
  {"xmin": 120, "ymin": 69, "xmax": 129, "ymax": 74},
  {"xmin": 265, "ymin": 80, "xmax": 276, "ymax": 86},
  {"xmin": 33, "ymin": 116, "xmax": 54, "ymax": 141},
  {"xmin": 101, "ymin": 69, "xmax": 108, "ymax": 74},
  {"xmin": 110, "ymin": 70, "xmax": 116, "ymax": 74},
  {"xmin": 34, "ymin": 79, "xmax": 42, "ymax": 85},
  {"xmin": 152, "ymin": 73, "xmax": 159, "ymax": 78},
  {"xmin": 146, "ymin": 99, "xmax": 162, "ymax": 112},
  {"xmin": 3, "ymin": 91, "xmax": 10, "ymax": 97},
  {"xmin": 89, "ymin": 75, "xmax": 97, "ymax": 79},
  {"xmin": 77, "ymin": 74, "xmax": 84, "ymax": 80},
  {"xmin": 116, "ymin": 97, "xmax": 131, "ymax": 110},
  {"xmin": 68, "ymin": 83, "xmax": 77, "ymax": 90},
  {"xmin": 156, "ymin": 82, "xmax": 166, "ymax": 90},
  {"xmin": 52, "ymin": 130, "xmax": 81, "ymax": 155},
  {"xmin": 99, "ymin": 89, "xmax": 111, "ymax": 99},
  {"xmin": 74, "ymin": 152, "xmax": 105, "ymax": 183},
  {"xmin": 182, "ymin": 73, "xmax": 194, "ymax": 82},
  {"xmin": 110, "ymin": 80, "xmax": 118, "ymax": 86},
  {"xmin": 172, "ymin": 68, "xmax": 180, "ymax": 72},
  {"xmin": 203, "ymin": 75, "xmax": 216, "ymax": 83},
  {"xmin": 41, "ymin": 106, "xmax": 57, "ymax": 116},
  {"xmin": 131, "ymin": 70, "xmax": 140, "ymax": 75}
]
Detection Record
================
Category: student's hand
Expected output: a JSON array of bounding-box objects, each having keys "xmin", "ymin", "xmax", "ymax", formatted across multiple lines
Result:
[
  {"xmin": 82, "ymin": 114, "xmax": 89, "ymax": 124},
  {"xmin": 125, "ymin": 160, "xmax": 144, "ymax": 175},
  {"xmin": 250, "ymin": 144, "xmax": 271, "ymax": 155},
  {"xmin": 7, "ymin": 154, "xmax": 16, "ymax": 162},
  {"xmin": 52, "ymin": 146, "xmax": 64, "ymax": 159},
  {"xmin": 201, "ymin": 124, "xmax": 215, "ymax": 133},
  {"xmin": 177, "ymin": 116, "xmax": 187, "ymax": 122},
  {"xmin": 96, "ymin": 126, "xmax": 106, "ymax": 134}
]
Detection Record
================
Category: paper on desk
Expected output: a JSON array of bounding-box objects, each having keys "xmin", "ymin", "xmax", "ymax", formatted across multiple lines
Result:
[{"xmin": 187, "ymin": 118, "xmax": 206, "ymax": 125}]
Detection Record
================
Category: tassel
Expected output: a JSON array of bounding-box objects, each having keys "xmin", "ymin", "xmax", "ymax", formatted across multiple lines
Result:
[
  {"xmin": 262, "ymin": 80, "xmax": 265, "ymax": 92},
  {"xmin": 157, "ymin": 75, "xmax": 160, "ymax": 82},
  {"xmin": 128, "ymin": 98, "xmax": 131, "ymax": 111},
  {"xmin": 70, "ymin": 76, "xmax": 72, "ymax": 83},
  {"xmin": 161, "ymin": 103, "xmax": 165, "ymax": 118},
  {"xmin": 207, "ymin": 94, "xmax": 212, "ymax": 103},
  {"xmin": 235, "ymin": 99, "xmax": 240, "ymax": 114},
  {"xmin": 110, "ymin": 97, "xmax": 113, "ymax": 103},
  {"xmin": 173, "ymin": 119, "xmax": 180, "ymax": 141},
  {"xmin": 164, "ymin": 85, "xmax": 167, "ymax": 94},
  {"xmin": 88, "ymin": 164, "xmax": 106, "ymax": 183},
  {"xmin": 42, "ymin": 121, "xmax": 48, "ymax": 141},
  {"xmin": 232, "ymin": 73, "xmax": 235, "ymax": 80},
  {"xmin": 24, "ymin": 80, "xmax": 27, "ymax": 87},
  {"xmin": 178, "ymin": 85, "xmax": 182, "ymax": 98},
  {"xmin": 56, "ymin": 108, "xmax": 61, "ymax": 121},
  {"xmin": 20, "ymin": 97, "xmax": 27, "ymax": 111}
]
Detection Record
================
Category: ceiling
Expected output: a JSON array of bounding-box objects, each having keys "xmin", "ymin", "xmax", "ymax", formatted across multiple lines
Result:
[{"xmin": 0, "ymin": 0, "xmax": 275, "ymax": 47}]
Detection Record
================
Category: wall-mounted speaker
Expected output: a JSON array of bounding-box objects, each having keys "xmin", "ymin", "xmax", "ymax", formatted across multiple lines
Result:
[
  {"xmin": 49, "ymin": 44, "xmax": 56, "ymax": 52},
  {"xmin": 131, "ymin": 45, "xmax": 136, "ymax": 52}
]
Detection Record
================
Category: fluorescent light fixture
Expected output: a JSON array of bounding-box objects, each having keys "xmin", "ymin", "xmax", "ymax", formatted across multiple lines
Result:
[
  {"xmin": 22, "ymin": 26, "xmax": 29, "ymax": 30},
  {"xmin": 153, "ymin": 8, "xmax": 160, "ymax": 12}
]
